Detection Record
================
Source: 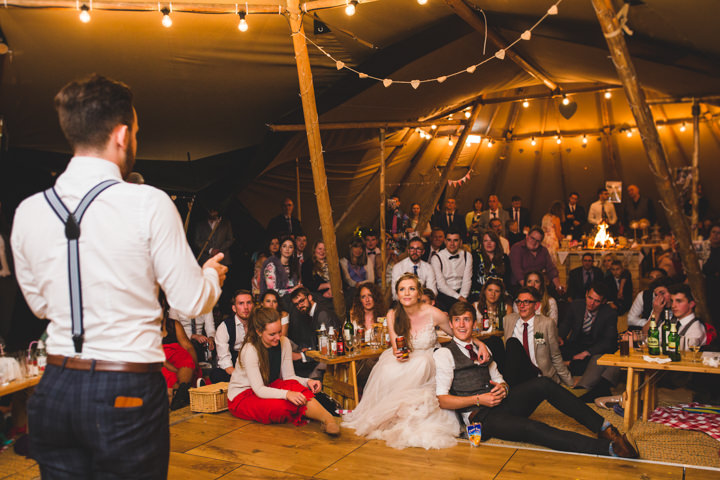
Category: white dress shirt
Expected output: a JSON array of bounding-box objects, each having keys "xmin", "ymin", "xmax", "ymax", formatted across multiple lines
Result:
[
  {"xmin": 11, "ymin": 157, "xmax": 220, "ymax": 363},
  {"xmin": 499, "ymin": 236, "xmax": 510, "ymax": 255},
  {"xmin": 169, "ymin": 308, "xmax": 216, "ymax": 339},
  {"xmin": 627, "ymin": 292, "xmax": 646, "ymax": 328},
  {"xmin": 391, "ymin": 257, "xmax": 437, "ymax": 299},
  {"xmin": 676, "ymin": 313, "xmax": 706, "ymax": 350},
  {"xmin": 431, "ymin": 248, "xmax": 472, "ymax": 299},
  {"xmin": 434, "ymin": 338, "xmax": 505, "ymax": 424},
  {"xmin": 587, "ymin": 200, "xmax": 618, "ymax": 225},
  {"xmin": 512, "ymin": 316, "xmax": 537, "ymax": 367},
  {"xmin": 215, "ymin": 315, "xmax": 247, "ymax": 370}
]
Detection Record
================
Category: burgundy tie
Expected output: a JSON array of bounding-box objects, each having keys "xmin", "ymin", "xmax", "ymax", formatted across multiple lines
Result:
[
  {"xmin": 465, "ymin": 344, "xmax": 478, "ymax": 362},
  {"xmin": 523, "ymin": 322, "xmax": 530, "ymax": 358}
]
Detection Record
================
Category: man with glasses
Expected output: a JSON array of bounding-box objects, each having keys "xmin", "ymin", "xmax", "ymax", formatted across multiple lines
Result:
[
  {"xmin": 559, "ymin": 282, "xmax": 619, "ymax": 398},
  {"xmin": 391, "ymin": 237, "xmax": 437, "ymax": 299},
  {"xmin": 509, "ymin": 226, "xmax": 563, "ymax": 295},
  {"xmin": 267, "ymin": 197, "xmax": 304, "ymax": 238},
  {"xmin": 288, "ymin": 287, "xmax": 339, "ymax": 378},
  {"xmin": 431, "ymin": 230, "xmax": 473, "ymax": 312}
]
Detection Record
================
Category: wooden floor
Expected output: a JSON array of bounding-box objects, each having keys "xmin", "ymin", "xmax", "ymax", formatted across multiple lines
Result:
[{"xmin": 168, "ymin": 411, "xmax": 720, "ymax": 480}]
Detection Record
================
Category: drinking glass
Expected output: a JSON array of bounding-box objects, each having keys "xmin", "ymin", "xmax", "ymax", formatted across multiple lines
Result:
[
  {"xmin": 353, "ymin": 334, "xmax": 363, "ymax": 355},
  {"xmin": 686, "ymin": 338, "xmax": 702, "ymax": 363}
]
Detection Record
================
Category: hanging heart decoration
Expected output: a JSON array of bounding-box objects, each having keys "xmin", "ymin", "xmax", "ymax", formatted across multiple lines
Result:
[
  {"xmin": 558, "ymin": 99, "xmax": 578, "ymax": 119},
  {"xmin": 411, "ymin": 80, "xmax": 421, "ymax": 89}
]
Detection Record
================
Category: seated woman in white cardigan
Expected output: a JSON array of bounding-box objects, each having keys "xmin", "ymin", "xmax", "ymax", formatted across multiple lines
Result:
[{"xmin": 227, "ymin": 307, "xmax": 340, "ymax": 435}]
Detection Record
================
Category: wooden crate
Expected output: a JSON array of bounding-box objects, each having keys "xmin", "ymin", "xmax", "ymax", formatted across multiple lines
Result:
[{"xmin": 189, "ymin": 382, "xmax": 229, "ymax": 413}]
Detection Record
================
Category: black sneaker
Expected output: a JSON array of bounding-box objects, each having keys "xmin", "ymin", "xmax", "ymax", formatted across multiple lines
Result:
[{"xmin": 170, "ymin": 383, "xmax": 191, "ymax": 411}]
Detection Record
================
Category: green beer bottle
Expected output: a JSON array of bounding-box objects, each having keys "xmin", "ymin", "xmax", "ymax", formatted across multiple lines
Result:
[
  {"xmin": 343, "ymin": 316, "xmax": 354, "ymax": 344},
  {"xmin": 667, "ymin": 322, "xmax": 680, "ymax": 362},
  {"xmin": 647, "ymin": 319, "xmax": 661, "ymax": 356},
  {"xmin": 661, "ymin": 308, "xmax": 672, "ymax": 355}
]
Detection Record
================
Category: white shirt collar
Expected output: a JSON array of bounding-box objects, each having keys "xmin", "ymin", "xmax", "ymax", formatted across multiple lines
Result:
[
  {"xmin": 63, "ymin": 156, "xmax": 123, "ymax": 181},
  {"xmin": 310, "ymin": 302, "xmax": 317, "ymax": 317},
  {"xmin": 677, "ymin": 313, "xmax": 695, "ymax": 326},
  {"xmin": 453, "ymin": 337, "xmax": 473, "ymax": 348},
  {"xmin": 521, "ymin": 315, "xmax": 536, "ymax": 326}
]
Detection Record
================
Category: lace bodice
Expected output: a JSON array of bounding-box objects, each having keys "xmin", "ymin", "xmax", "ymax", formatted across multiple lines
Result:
[{"xmin": 410, "ymin": 316, "xmax": 437, "ymax": 351}]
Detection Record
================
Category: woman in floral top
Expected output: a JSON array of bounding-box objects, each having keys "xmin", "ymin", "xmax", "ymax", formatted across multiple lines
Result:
[{"xmin": 260, "ymin": 236, "xmax": 300, "ymax": 298}]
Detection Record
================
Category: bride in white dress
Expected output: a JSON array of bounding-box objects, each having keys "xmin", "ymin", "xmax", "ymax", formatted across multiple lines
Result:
[{"xmin": 342, "ymin": 273, "xmax": 488, "ymax": 449}]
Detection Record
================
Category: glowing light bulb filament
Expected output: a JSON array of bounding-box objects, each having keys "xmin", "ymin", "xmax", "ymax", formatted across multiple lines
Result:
[
  {"xmin": 238, "ymin": 11, "xmax": 248, "ymax": 31},
  {"xmin": 79, "ymin": 4, "xmax": 91, "ymax": 23},
  {"xmin": 161, "ymin": 8, "xmax": 172, "ymax": 28},
  {"xmin": 531, "ymin": 136, "xmax": 537, "ymax": 146},
  {"xmin": 345, "ymin": 0, "xmax": 357, "ymax": 16}
]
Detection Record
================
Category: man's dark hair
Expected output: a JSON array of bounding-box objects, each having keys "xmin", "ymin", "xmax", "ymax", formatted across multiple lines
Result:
[
  {"xmin": 516, "ymin": 286, "xmax": 540, "ymax": 302},
  {"xmin": 569, "ymin": 191, "xmax": 579, "ymax": 198},
  {"xmin": 597, "ymin": 187, "xmax": 608, "ymax": 196},
  {"xmin": 511, "ymin": 195, "xmax": 521, "ymax": 202},
  {"xmin": 582, "ymin": 253, "xmax": 594, "ymax": 261},
  {"xmin": 488, "ymin": 218, "xmax": 503, "ymax": 228},
  {"xmin": 231, "ymin": 289, "xmax": 253, "ymax": 305},
  {"xmin": 431, "ymin": 226, "xmax": 445, "ymax": 235},
  {"xmin": 55, "ymin": 74, "xmax": 135, "ymax": 151},
  {"xmin": 528, "ymin": 225, "xmax": 545, "ymax": 239},
  {"xmin": 649, "ymin": 277, "xmax": 672, "ymax": 292},
  {"xmin": 408, "ymin": 237, "xmax": 425, "ymax": 249},
  {"xmin": 422, "ymin": 288, "xmax": 436, "ymax": 301},
  {"xmin": 505, "ymin": 219, "xmax": 517, "ymax": 229},
  {"xmin": 611, "ymin": 260, "xmax": 624, "ymax": 268},
  {"xmin": 290, "ymin": 287, "xmax": 312, "ymax": 301},
  {"xmin": 649, "ymin": 267, "xmax": 668, "ymax": 278},
  {"xmin": 445, "ymin": 228, "xmax": 462, "ymax": 237},
  {"xmin": 589, "ymin": 281, "xmax": 609, "ymax": 300},
  {"xmin": 363, "ymin": 228, "xmax": 378, "ymax": 239},
  {"xmin": 448, "ymin": 301, "xmax": 476, "ymax": 323},
  {"xmin": 669, "ymin": 283, "xmax": 694, "ymax": 303}
]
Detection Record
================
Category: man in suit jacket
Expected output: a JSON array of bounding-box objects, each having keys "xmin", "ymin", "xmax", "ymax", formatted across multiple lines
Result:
[
  {"xmin": 567, "ymin": 253, "xmax": 604, "ymax": 300},
  {"xmin": 604, "ymin": 260, "xmax": 633, "ymax": 315},
  {"xmin": 288, "ymin": 287, "xmax": 340, "ymax": 378},
  {"xmin": 562, "ymin": 191, "xmax": 586, "ymax": 240},
  {"xmin": 559, "ymin": 282, "xmax": 618, "ymax": 385},
  {"xmin": 506, "ymin": 195, "xmax": 531, "ymax": 234},
  {"xmin": 267, "ymin": 197, "xmax": 304, "ymax": 238},
  {"xmin": 194, "ymin": 207, "xmax": 234, "ymax": 266},
  {"xmin": 478, "ymin": 195, "xmax": 510, "ymax": 235},
  {"xmin": 431, "ymin": 198, "xmax": 467, "ymax": 239},
  {"xmin": 502, "ymin": 287, "xmax": 573, "ymax": 387}
]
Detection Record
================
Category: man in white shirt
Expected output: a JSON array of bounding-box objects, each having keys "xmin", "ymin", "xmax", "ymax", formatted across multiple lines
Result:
[
  {"xmin": 434, "ymin": 302, "xmax": 637, "ymax": 458},
  {"xmin": 211, "ymin": 290, "xmax": 253, "ymax": 383},
  {"xmin": 391, "ymin": 237, "xmax": 437, "ymax": 299},
  {"xmin": 431, "ymin": 230, "xmax": 472, "ymax": 312},
  {"xmin": 11, "ymin": 75, "xmax": 227, "ymax": 478},
  {"xmin": 669, "ymin": 284, "xmax": 706, "ymax": 349},
  {"xmin": 627, "ymin": 276, "xmax": 670, "ymax": 331},
  {"xmin": 587, "ymin": 187, "xmax": 618, "ymax": 226}
]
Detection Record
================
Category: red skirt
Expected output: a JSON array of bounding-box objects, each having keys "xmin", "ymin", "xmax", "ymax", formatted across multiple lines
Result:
[
  {"xmin": 228, "ymin": 379, "xmax": 314, "ymax": 426},
  {"xmin": 161, "ymin": 343, "xmax": 198, "ymax": 388}
]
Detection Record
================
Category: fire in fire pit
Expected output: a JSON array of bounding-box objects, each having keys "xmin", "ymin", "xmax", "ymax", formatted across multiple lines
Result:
[{"xmin": 591, "ymin": 222, "xmax": 615, "ymax": 249}]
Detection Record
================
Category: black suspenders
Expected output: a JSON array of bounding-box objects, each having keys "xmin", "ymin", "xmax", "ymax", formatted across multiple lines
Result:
[{"xmin": 43, "ymin": 180, "xmax": 120, "ymax": 354}]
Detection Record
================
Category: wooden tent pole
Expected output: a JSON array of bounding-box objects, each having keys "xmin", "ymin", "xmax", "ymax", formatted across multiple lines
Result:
[
  {"xmin": 415, "ymin": 103, "xmax": 482, "ymax": 235},
  {"xmin": 334, "ymin": 128, "xmax": 413, "ymax": 231},
  {"xmin": 591, "ymin": 0, "xmax": 708, "ymax": 321},
  {"xmin": 379, "ymin": 129, "xmax": 387, "ymax": 291},
  {"xmin": 287, "ymin": 0, "xmax": 345, "ymax": 317},
  {"xmin": 295, "ymin": 157, "xmax": 302, "ymax": 222},
  {"xmin": 691, "ymin": 99, "xmax": 700, "ymax": 239}
]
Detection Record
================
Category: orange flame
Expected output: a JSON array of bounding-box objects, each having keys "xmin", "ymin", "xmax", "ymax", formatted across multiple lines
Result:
[{"xmin": 593, "ymin": 223, "xmax": 615, "ymax": 248}]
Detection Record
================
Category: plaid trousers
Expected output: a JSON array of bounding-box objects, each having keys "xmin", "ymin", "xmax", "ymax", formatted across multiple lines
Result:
[{"xmin": 28, "ymin": 363, "xmax": 169, "ymax": 479}]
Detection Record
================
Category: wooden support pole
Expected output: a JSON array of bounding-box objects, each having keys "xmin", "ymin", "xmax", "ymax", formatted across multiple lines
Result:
[
  {"xmin": 287, "ymin": 0, "xmax": 345, "ymax": 317},
  {"xmin": 415, "ymin": 103, "xmax": 482, "ymax": 235},
  {"xmin": 269, "ymin": 119, "xmax": 464, "ymax": 132},
  {"xmin": 691, "ymin": 100, "xmax": 700, "ymax": 239},
  {"xmin": 334, "ymin": 128, "xmax": 413, "ymax": 231},
  {"xmin": 592, "ymin": 0, "xmax": 709, "ymax": 322},
  {"xmin": 295, "ymin": 157, "xmax": 302, "ymax": 222},
  {"xmin": 444, "ymin": 0, "xmax": 557, "ymax": 91},
  {"xmin": 379, "ymin": 129, "xmax": 387, "ymax": 291}
]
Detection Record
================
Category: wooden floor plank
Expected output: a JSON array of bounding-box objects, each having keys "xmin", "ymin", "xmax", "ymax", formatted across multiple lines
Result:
[
  {"xmin": 315, "ymin": 439, "xmax": 515, "ymax": 480},
  {"xmin": 171, "ymin": 412, "xmax": 251, "ymax": 453},
  {"xmin": 495, "ymin": 449, "xmax": 684, "ymax": 480},
  {"xmin": 167, "ymin": 452, "xmax": 240, "ymax": 480},
  {"xmin": 220, "ymin": 465, "xmax": 314, "ymax": 479},
  {"xmin": 186, "ymin": 422, "xmax": 367, "ymax": 477},
  {"xmin": 685, "ymin": 466, "xmax": 720, "ymax": 480}
]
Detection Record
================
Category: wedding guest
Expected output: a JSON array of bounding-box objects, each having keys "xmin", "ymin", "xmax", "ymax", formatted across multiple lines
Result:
[
  {"xmin": 260, "ymin": 236, "xmax": 300, "ymax": 298},
  {"xmin": 340, "ymin": 238, "xmax": 375, "ymax": 289},
  {"xmin": 513, "ymin": 271, "xmax": 558, "ymax": 324},
  {"xmin": 349, "ymin": 282, "xmax": 386, "ymax": 331},
  {"xmin": 302, "ymin": 241, "xmax": 332, "ymax": 301},
  {"xmin": 227, "ymin": 307, "xmax": 340, "ymax": 435},
  {"xmin": 471, "ymin": 230, "xmax": 511, "ymax": 299},
  {"xmin": 407, "ymin": 202, "xmax": 431, "ymax": 239},
  {"xmin": 261, "ymin": 289, "xmax": 290, "ymax": 337}
]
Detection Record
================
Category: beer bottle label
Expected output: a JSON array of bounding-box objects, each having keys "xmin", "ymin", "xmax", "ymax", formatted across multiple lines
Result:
[{"xmin": 647, "ymin": 337, "xmax": 659, "ymax": 349}]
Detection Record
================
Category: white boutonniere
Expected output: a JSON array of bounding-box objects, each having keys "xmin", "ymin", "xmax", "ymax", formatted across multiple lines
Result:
[{"xmin": 534, "ymin": 332, "xmax": 545, "ymax": 345}]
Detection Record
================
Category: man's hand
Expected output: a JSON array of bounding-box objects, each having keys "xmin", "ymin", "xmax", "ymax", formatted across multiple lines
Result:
[
  {"xmin": 286, "ymin": 391, "xmax": 307, "ymax": 406},
  {"xmin": 292, "ymin": 352, "xmax": 303, "ymax": 361},
  {"xmin": 457, "ymin": 296, "xmax": 467, "ymax": 303},
  {"xmin": 307, "ymin": 379, "xmax": 322, "ymax": 393},
  {"xmin": 203, "ymin": 253, "xmax": 228, "ymax": 286},
  {"xmin": 476, "ymin": 386, "xmax": 505, "ymax": 408},
  {"xmin": 651, "ymin": 293, "xmax": 667, "ymax": 318},
  {"xmin": 224, "ymin": 366, "xmax": 235, "ymax": 375},
  {"xmin": 572, "ymin": 350, "xmax": 590, "ymax": 361},
  {"xmin": 207, "ymin": 337, "xmax": 215, "ymax": 351},
  {"xmin": 191, "ymin": 334, "xmax": 209, "ymax": 344},
  {"xmin": 473, "ymin": 340, "xmax": 491, "ymax": 364},
  {"xmin": 489, "ymin": 381, "xmax": 508, "ymax": 400}
]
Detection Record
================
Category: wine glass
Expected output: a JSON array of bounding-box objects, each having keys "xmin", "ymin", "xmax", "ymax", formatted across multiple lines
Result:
[{"xmin": 686, "ymin": 337, "xmax": 702, "ymax": 363}]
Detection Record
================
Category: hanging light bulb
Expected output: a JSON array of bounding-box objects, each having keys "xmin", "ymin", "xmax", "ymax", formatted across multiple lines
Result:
[
  {"xmin": 582, "ymin": 135, "xmax": 588, "ymax": 144},
  {"xmin": 562, "ymin": 95, "xmax": 570, "ymax": 106},
  {"xmin": 345, "ymin": 0, "xmax": 357, "ymax": 16},
  {"xmin": 448, "ymin": 137, "xmax": 454, "ymax": 146},
  {"xmin": 531, "ymin": 136, "xmax": 537, "ymax": 146},
  {"xmin": 79, "ymin": 4, "xmax": 91, "ymax": 23},
  {"xmin": 604, "ymin": 91, "xmax": 612, "ymax": 99},
  {"xmin": 522, "ymin": 100, "xmax": 529, "ymax": 108},
  {"xmin": 464, "ymin": 110, "xmax": 471, "ymax": 119},
  {"xmin": 447, "ymin": 114, "xmax": 453, "ymax": 120},
  {"xmin": 417, "ymin": 0, "xmax": 428, "ymax": 4},
  {"xmin": 431, "ymin": 124, "xmax": 437, "ymax": 130},
  {"xmin": 556, "ymin": 135, "xmax": 562, "ymax": 145},
  {"xmin": 626, "ymin": 129, "xmax": 633, "ymax": 138},
  {"xmin": 238, "ymin": 11, "xmax": 248, "ymax": 32},
  {"xmin": 487, "ymin": 140, "xmax": 493, "ymax": 147},
  {"xmin": 161, "ymin": 8, "xmax": 172, "ymax": 28},
  {"xmin": 680, "ymin": 122, "xmax": 687, "ymax": 132}
]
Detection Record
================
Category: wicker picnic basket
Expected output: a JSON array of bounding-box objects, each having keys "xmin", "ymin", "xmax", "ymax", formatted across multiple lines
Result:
[{"xmin": 189, "ymin": 382, "xmax": 229, "ymax": 413}]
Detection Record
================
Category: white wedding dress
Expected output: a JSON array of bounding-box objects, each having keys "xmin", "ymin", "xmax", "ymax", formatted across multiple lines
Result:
[{"xmin": 342, "ymin": 315, "xmax": 460, "ymax": 449}]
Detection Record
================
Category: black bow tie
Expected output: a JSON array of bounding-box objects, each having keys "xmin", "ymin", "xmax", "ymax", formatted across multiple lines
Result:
[
  {"xmin": 448, "ymin": 254, "xmax": 460, "ymax": 260},
  {"xmin": 367, "ymin": 251, "xmax": 376, "ymax": 255}
]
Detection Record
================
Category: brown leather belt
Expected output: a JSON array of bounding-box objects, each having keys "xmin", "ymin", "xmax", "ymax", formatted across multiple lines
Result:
[{"xmin": 48, "ymin": 354, "xmax": 163, "ymax": 373}]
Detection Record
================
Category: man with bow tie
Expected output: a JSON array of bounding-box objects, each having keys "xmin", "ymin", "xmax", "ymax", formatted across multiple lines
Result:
[{"xmin": 431, "ymin": 230, "xmax": 473, "ymax": 312}]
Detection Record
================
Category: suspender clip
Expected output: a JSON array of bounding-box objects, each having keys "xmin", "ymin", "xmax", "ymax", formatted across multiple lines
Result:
[{"xmin": 72, "ymin": 333, "xmax": 84, "ymax": 355}]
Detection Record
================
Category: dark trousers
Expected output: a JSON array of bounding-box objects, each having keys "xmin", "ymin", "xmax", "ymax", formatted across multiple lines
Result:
[
  {"xmin": 503, "ymin": 337, "xmax": 542, "ymax": 387},
  {"xmin": 561, "ymin": 342, "xmax": 592, "ymax": 376},
  {"xmin": 480, "ymin": 377, "xmax": 610, "ymax": 455},
  {"xmin": 210, "ymin": 367, "xmax": 231, "ymax": 384},
  {"xmin": 436, "ymin": 292, "xmax": 459, "ymax": 312},
  {"xmin": 29, "ymin": 363, "xmax": 169, "ymax": 479}
]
